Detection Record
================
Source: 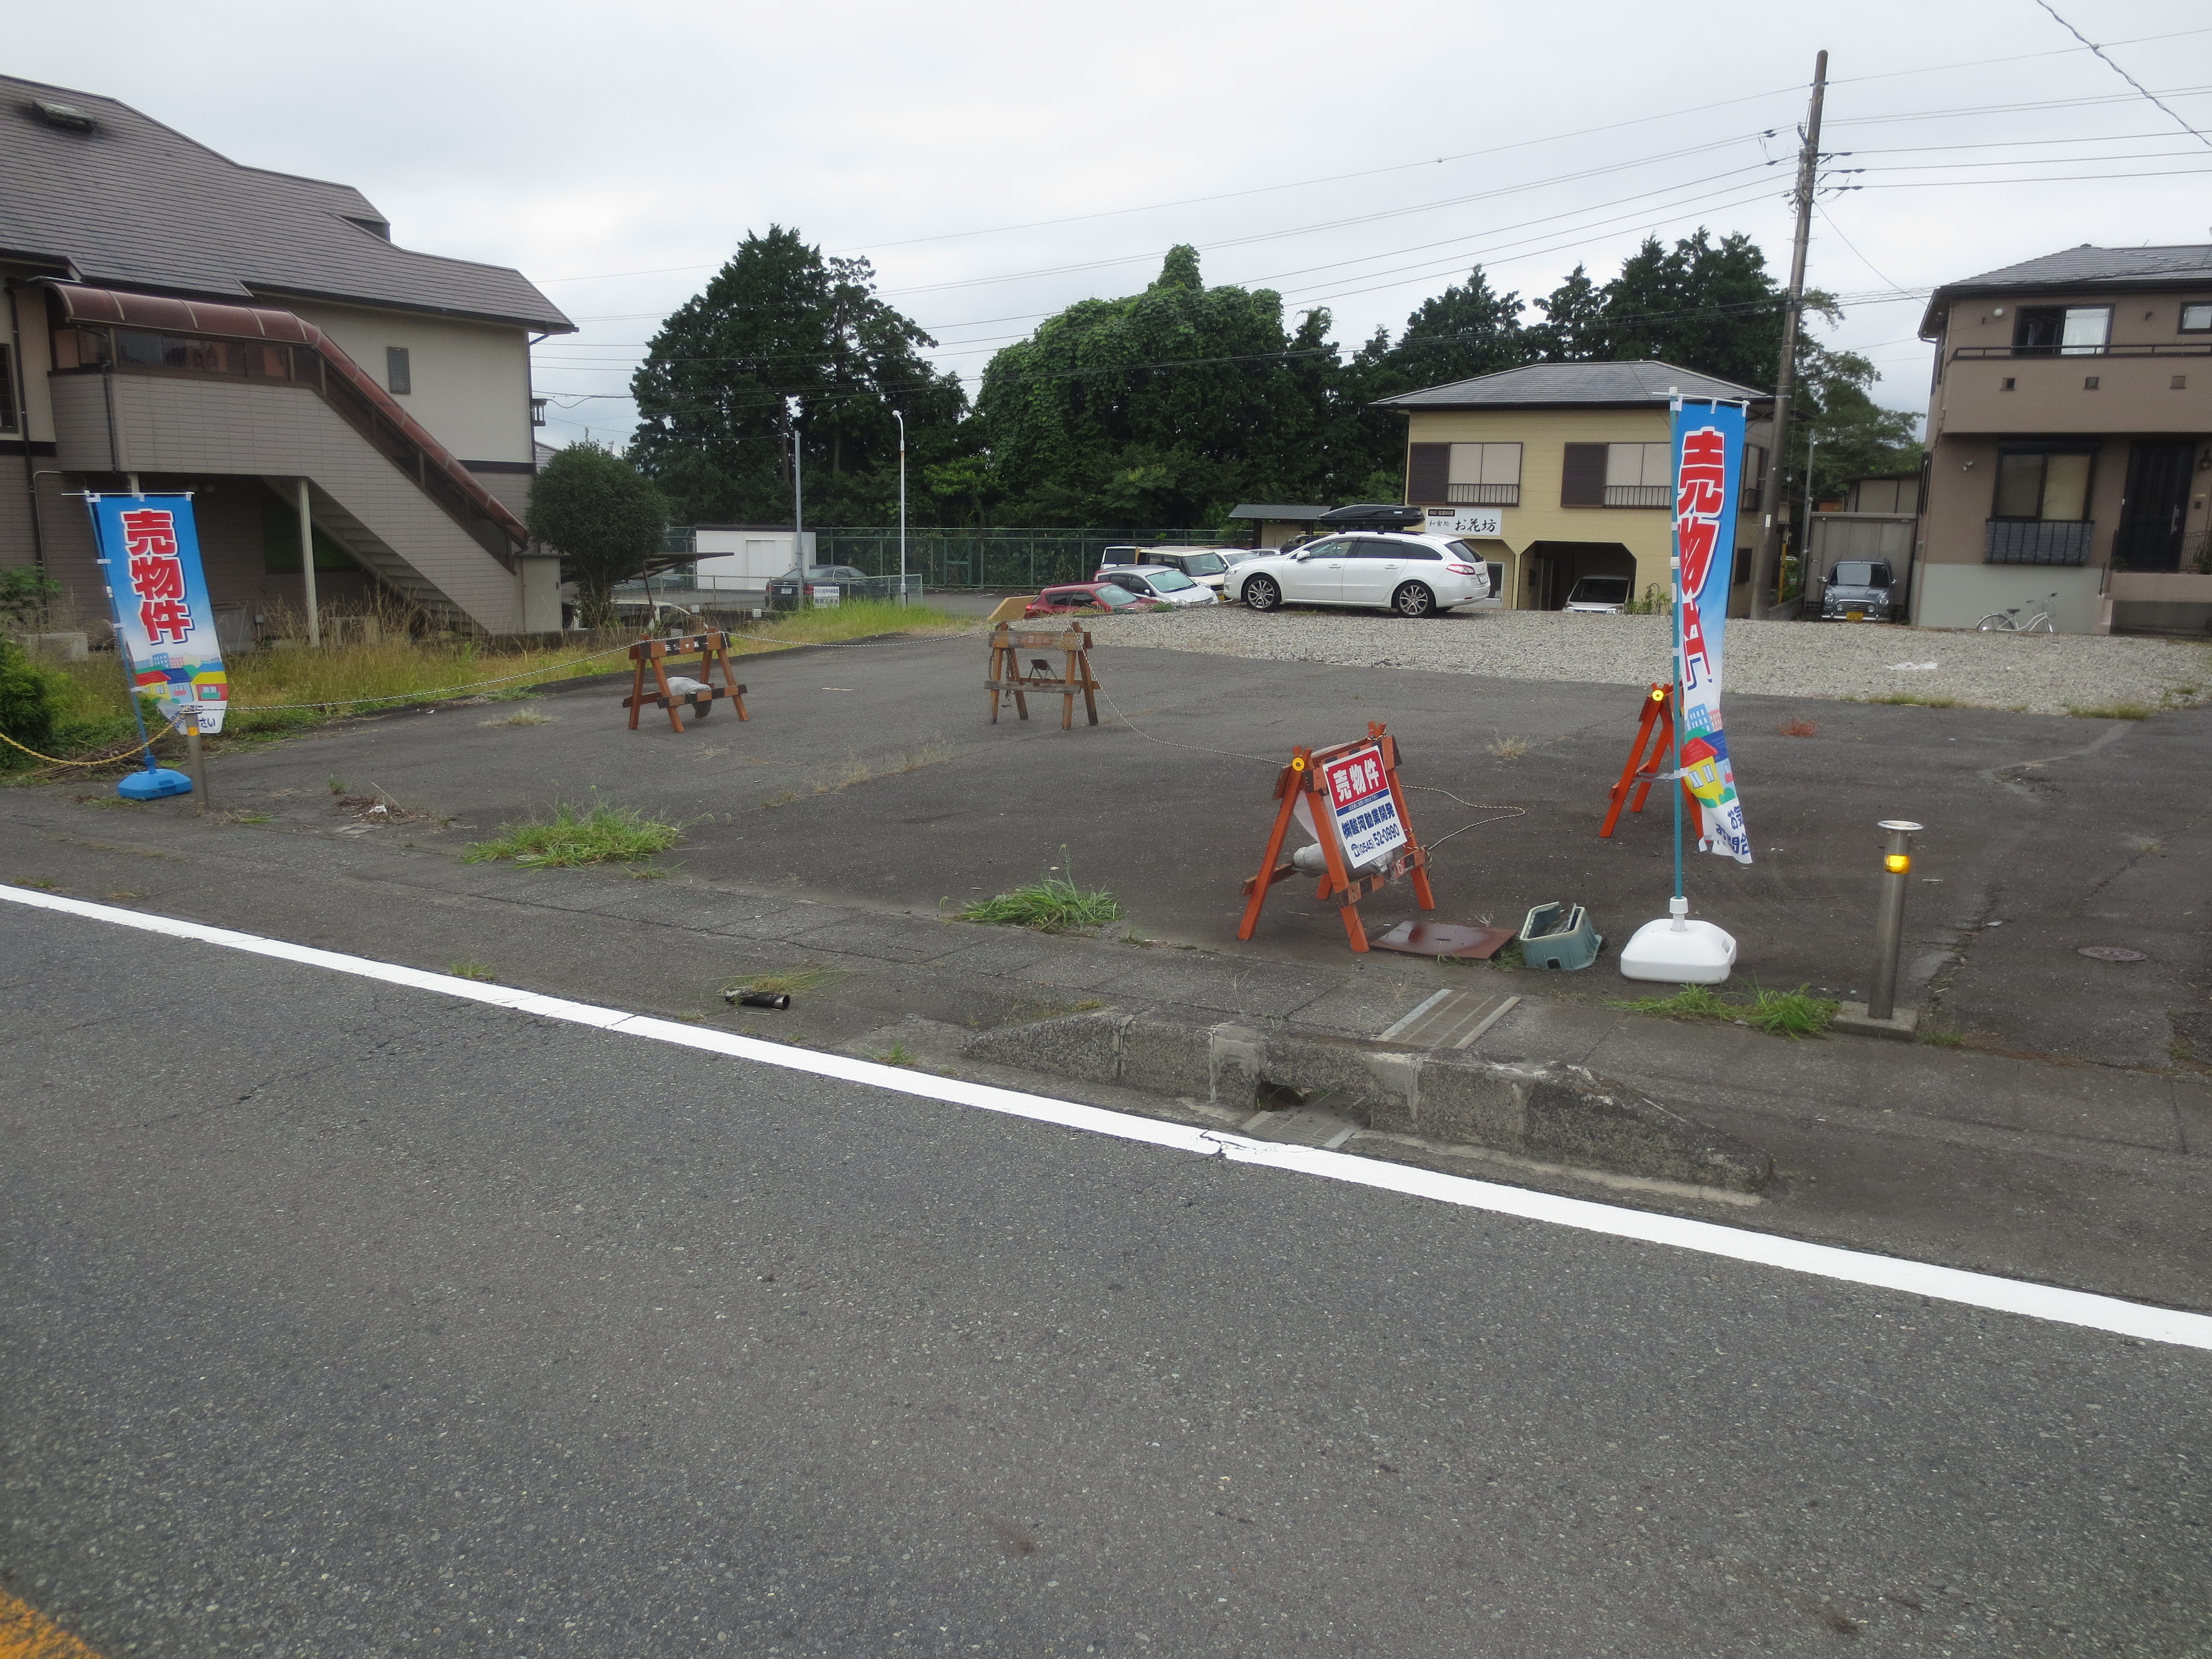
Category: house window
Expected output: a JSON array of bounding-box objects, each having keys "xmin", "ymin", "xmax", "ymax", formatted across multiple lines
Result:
[
  {"xmin": 1445, "ymin": 442, "xmax": 1521, "ymax": 505},
  {"xmin": 2180, "ymin": 302, "xmax": 2212, "ymax": 334},
  {"xmin": 0, "ymin": 344, "xmax": 15, "ymax": 433},
  {"xmin": 1993, "ymin": 448, "xmax": 2093, "ymax": 522},
  {"xmin": 2014, "ymin": 306, "xmax": 2110, "ymax": 357},
  {"xmin": 386, "ymin": 347, "xmax": 411, "ymax": 395},
  {"xmin": 1741, "ymin": 444, "xmax": 1766, "ymax": 511},
  {"xmin": 1603, "ymin": 441, "xmax": 1672, "ymax": 507}
]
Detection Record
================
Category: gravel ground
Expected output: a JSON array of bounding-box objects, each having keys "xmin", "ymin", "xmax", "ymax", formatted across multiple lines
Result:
[{"xmin": 1090, "ymin": 605, "xmax": 2212, "ymax": 716}]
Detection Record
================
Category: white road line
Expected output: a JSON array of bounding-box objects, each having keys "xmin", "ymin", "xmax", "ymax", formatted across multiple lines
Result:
[{"xmin": 8, "ymin": 884, "xmax": 2211, "ymax": 1353}]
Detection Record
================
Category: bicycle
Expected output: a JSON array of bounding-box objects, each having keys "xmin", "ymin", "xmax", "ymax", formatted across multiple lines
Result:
[{"xmin": 1976, "ymin": 592, "xmax": 2059, "ymax": 633}]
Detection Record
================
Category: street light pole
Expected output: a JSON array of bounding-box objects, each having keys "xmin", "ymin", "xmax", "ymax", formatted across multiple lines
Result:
[
  {"xmin": 787, "ymin": 396, "xmax": 805, "ymax": 597},
  {"xmin": 893, "ymin": 408, "xmax": 907, "ymax": 606}
]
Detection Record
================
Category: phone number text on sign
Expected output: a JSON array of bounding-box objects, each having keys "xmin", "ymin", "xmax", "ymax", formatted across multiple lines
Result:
[{"xmin": 1321, "ymin": 745, "xmax": 1406, "ymax": 869}]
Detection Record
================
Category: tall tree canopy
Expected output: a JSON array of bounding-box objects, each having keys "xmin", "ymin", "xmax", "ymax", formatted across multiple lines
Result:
[
  {"xmin": 627, "ymin": 226, "xmax": 966, "ymax": 526},
  {"xmin": 973, "ymin": 246, "xmax": 1347, "ymax": 526}
]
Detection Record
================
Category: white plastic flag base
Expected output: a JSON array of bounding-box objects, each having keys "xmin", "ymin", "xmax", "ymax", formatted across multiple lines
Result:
[{"xmin": 1619, "ymin": 900, "xmax": 1736, "ymax": 984}]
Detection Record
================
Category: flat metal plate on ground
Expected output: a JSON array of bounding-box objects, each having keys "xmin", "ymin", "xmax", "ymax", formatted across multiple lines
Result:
[
  {"xmin": 1370, "ymin": 921, "xmax": 1516, "ymax": 960},
  {"xmin": 1239, "ymin": 1105, "xmax": 1359, "ymax": 1150},
  {"xmin": 2078, "ymin": 946, "xmax": 2149, "ymax": 962},
  {"xmin": 1377, "ymin": 989, "xmax": 1521, "ymax": 1050}
]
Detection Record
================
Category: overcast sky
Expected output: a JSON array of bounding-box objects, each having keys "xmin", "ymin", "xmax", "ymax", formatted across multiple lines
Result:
[{"xmin": 17, "ymin": 0, "xmax": 2212, "ymax": 446}]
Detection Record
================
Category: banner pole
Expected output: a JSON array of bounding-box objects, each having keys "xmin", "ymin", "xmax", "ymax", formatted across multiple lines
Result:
[{"xmin": 1669, "ymin": 394, "xmax": 1687, "ymax": 928}]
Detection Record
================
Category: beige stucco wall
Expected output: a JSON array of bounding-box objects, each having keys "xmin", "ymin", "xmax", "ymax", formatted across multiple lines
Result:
[
  {"xmin": 1402, "ymin": 406, "xmax": 1771, "ymax": 606},
  {"xmin": 284, "ymin": 299, "xmax": 536, "ymax": 465},
  {"xmin": 1929, "ymin": 290, "xmax": 2210, "ymax": 436},
  {"xmin": 1918, "ymin": 433, "xmax": 2133, "ymax": 570},
  {"xmin": 3, "ymin": 269, "xmax": 59, "ymax": 443}
]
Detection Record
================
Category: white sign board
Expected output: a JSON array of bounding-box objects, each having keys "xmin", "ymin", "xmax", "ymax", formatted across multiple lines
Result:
[
  {"xmin": 1321, "ymin": 744, "xmax": 1407, "ymax": 870},
  {"xmin": 806, "ymin": 583, "xmax": 841, "ymax": 607},
  {"xmin": 1424, "ymin": 507, "xmax": 1504, "ymax": 538}
]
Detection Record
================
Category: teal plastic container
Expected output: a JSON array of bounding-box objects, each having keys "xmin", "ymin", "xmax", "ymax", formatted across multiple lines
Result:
[{"xmin": 1519, "ymin": 901, "xmax": 1603, "ymax": 972}]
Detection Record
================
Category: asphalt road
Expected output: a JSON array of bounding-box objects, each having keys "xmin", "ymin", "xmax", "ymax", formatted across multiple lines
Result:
[{"xmin": 4, "ymin": 902, "xmax": 2208, "ymax": 1656}]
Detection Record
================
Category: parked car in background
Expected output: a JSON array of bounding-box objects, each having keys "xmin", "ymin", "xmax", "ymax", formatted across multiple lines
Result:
[
  {"xmin": 1818, "ymin": 559, "xmax": 1899, "ymax": 623},
  {"xmin": 766, "ymin": 564, "xmax": 874, "ymax": 603},
  {"xmin": 1093, "ymin": 565, "xmax": 1218, "ymax": 607},
  {"xmin": 1226, "ymin": 532, "xmax": 1491, "ymax": 617},
  {"xmin": 1563, "ymin": 576, "xmax": 1633, "ymax": 614},
  {"xmin": 1025, "ymin": 582, "xmax": 1169, "ymax": 617},
  {"xmin": 1094, "ymin": 546, "xmax": 1236, "ymax": 593}
]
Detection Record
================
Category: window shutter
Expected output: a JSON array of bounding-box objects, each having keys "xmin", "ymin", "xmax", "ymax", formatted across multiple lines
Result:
[
  {"xmin": 1561, "ymin": 443, "xmax": 1608, "ymax": 506},
  {"xmin": 1407, "ymin": 443, "xmax": 1451, "ymax": 505}
]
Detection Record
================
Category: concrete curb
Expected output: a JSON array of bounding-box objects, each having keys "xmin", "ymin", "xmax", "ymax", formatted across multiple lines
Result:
[{"xmin": 965, "ymin": 1009, "xmax": 1774, "ymax": 1193}]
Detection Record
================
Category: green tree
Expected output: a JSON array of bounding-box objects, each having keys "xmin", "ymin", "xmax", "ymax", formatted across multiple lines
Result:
[
  {"xmin": 1527, "ymin": 264, "xmax": 1606, "ymax": 361},
  {"xmin": 1383, "ymin": 266, "xmax": 1527, "ymax": 390},
  {"xmin": 628, "ymin": 226, "xmax": 966, "ymax": 528},
  {"xmin": 528, "ymin": 443, "xmax": 669, "ymax": 627},
  {"xmin": 1796, "ymin": 344, "xmax": 1924, "ymax": 504},
  {"xmin": 973, "ymin": 246, "xmax": 1339, "ymax": 525},
  {"xmin": 0, "ymin": 634, "xmax": 62, "ymax": 769},
  {"xmin": 1596, "ymin": 230, "xmax": 1792, "ymax": 387}
]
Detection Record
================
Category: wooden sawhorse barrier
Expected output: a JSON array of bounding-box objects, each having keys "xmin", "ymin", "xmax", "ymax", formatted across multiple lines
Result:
[
  {"xmin": 625, "ymin": 630, "xmax": 748, "ymax": 733},
  {"xmin": 1238, "ymin": 722, "xmax": 1434, "ymax": 954},
  {"xmin": 986, "ymin": 625, "xmax": 1098, "ymax": 730},
  {"xmin": 1599, "ymin": 682, "xmax": 1698, "ymax": 836}
]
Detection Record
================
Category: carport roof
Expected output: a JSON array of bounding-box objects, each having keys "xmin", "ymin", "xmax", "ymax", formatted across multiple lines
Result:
[
  {"xmin": 1227, "ymin": 504, "xmax": 1333, "ymax": 520},
  {"xmin": 0, "ymin": 73, "xmax": 573, "ymax": 331},
  {"xmin": 1375, "ymin": 360, "xmax": 1769, "ymax": 411}
]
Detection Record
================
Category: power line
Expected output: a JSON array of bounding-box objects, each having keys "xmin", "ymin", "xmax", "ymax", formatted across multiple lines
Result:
[{"xmin": 2028, "ymin": 0, "xmax": 2212, "ymax": 151}]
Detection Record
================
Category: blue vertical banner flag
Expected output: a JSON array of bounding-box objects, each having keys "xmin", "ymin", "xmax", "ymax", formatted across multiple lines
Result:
[
  {"xmin": 85, "ymin": 493, "xmax": 230, "ymax": 733},
  {"xmin": 1670, "ymin": 401, "xmax": 1751, "ymax": 864}
]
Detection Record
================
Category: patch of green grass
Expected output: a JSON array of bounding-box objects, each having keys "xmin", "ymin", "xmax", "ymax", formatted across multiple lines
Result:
[
  {"xmin": 482, "ymin": 709, "xmax": 556, "ymax": 727},
  {"xmin": 327, "ymin": 774, "xmax": 347, "ymax": 794},
  {"xmin": 1610, "ymin": 981, "xmax": 1839, "ymax": 1040},
  {"xmin": 12, "ymin": 875, "xmax": 60, "ymax": 890},
  {"xmin": 959, "ymin": 875, "xmax": 1122, "ymax": 934},
  {"xmin": 723, "ymin": 963, "xmax": 854, "ymax": 998},
  {"xmin": 1864, "ymin": 693, "xmax": 1963, "ymax": 709},
  {"xmin": 448, "ymin": 960, "xmax": 496, "ymax": 982},
  {"xmin": 2063, "ymin": 702, "xmax": 2152, "ymax": 720},
  {"xmin": 1743, "ymin": 986, "xmax": 1839, "ymax": 1040},
  {"xmin": 959, "ymin": 849, "xmax": 1120, "ymax": 934},
  {"xmin": 866, "ymin": 1042, "xmax": 920, "ymax": 1068},
  {"xmin": 463, "ymin": 802, "xmax": 682, "ymax": 868},
  {"xmin": 1613, "ymin": 983, "xmax": 1738, "ymax": 1022}
]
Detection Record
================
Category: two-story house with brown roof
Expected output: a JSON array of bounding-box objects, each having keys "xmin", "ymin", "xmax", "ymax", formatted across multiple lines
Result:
[
  {"xmin": 1916, "ymin": 245, "xmax": 2212, "ymax": 634},
  {"xmin": 1376, "ymin": 361, "xmax": 1772, "ymax": 613},
  {"xmin": 0, "ymin": 76, "xmax": 575, "ymax": 639}
]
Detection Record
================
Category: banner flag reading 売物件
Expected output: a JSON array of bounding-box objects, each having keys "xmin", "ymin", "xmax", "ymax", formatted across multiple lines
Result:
[
  {"xmin": 1671, "ymin": 400, "xmax": 1751, "ymax": 864},
  {"xmin": 84, "ymin": 493, "xmax": 230, "ymax": 733}
]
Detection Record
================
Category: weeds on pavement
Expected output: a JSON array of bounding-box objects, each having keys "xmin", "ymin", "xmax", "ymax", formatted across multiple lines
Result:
[
  {"xmin": 866, "ymin": 1043, "xmax": 920, "ymax": 1068},
  {"xmin": 1611, "ymin": 981, "xmax": 1839, "ymax": 1040},
  {"xmin": 463, "ymin": 802, "xmax": 682, "ymax": 868},
  {"xmin": 448, "ymin": 961, "xmax": 496, "ymax": 982},
  {"xmin": 959, "ymin": 851, "xmax": 1121, "ymax": 933},
  {"xmin": 724, "ymin": 963, "xmax": 853, "ymax": 998},
  {"xmin": 1488, "ymin": 733, "xmax": 1530, "ymax": 760},
  {"xmin": 2064, "ymin": 702, "xmax": 2152, "ymax": 720}
]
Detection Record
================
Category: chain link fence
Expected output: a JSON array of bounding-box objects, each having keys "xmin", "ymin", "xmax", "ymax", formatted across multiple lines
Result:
[{"xmin": 810, "ymin": 527, "xmax": 1231, "ymax": 589}]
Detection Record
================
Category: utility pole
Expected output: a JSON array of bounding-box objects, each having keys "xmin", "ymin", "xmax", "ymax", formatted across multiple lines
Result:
[{"xmin": 1749, "ymin": 49, "xmax": 1827, "ymax": 622}]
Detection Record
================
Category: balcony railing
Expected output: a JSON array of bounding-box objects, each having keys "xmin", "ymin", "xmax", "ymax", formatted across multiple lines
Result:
[
  {"xmin": 1445, "ymin": 482, "xmax": 1519, "ymax": 506},
  {"xmin": 1603, "ymin": 484, "xmax": 1672, "ymax": 508},
  {"xmin": 1985, "ymin": 520, "xmax": 2094, "ymax": 566},
  {"xmin": 1952, "ymin": 342, "xmax": 2212, "ymax": 361}
]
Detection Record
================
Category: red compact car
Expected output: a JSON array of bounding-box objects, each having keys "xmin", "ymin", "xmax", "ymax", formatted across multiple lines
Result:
[{"xmin": 1023, "ymin": 582, "xmax": 1169, "ymax": 618}]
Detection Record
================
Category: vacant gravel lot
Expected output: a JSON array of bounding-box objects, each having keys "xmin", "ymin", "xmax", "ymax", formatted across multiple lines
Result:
[{"xmin": 1091, "ymin": 606, "xmax": 2212, "ymax": 716}]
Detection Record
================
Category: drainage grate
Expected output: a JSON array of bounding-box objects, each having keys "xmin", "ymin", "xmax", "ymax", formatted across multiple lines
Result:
[{"xmin": 1377, "ymin": 990, "xmax": 1521, "ymax": 1049}]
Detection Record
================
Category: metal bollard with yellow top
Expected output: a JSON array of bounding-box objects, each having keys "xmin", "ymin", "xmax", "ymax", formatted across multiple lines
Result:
[{"xmin": 1835, "ymin": 819, "xmax": 1924, "ymax": 1040}]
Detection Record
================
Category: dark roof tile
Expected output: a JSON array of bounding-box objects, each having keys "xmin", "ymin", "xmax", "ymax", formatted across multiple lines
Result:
[{"xmin": 0, "ymin": 75, "xmax": 572, "ymax": 331}]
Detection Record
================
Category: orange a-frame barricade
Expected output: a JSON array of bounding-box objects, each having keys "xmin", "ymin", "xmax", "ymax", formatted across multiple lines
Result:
[
  {"xmin": 624, "ymin": 631, "xmax": 748, "ymax": 733},
  {"xmin": 1238, "ymin": 721, "xmax": 1435, "ymax": 954},
  {"xmin": 1599, "ymin": 682, "xmax": 1698, "ymax": 837}
]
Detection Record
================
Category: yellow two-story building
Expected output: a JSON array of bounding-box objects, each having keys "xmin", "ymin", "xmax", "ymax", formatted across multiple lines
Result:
[{"xmin": 1376, "ymin": 361, "xmax": 1772, "ymax": 612}]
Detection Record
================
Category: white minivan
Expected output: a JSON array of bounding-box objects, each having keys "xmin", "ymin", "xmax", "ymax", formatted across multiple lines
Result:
[{"xmin": 1226, "ymin": 532, "xmax": 1491, "ymax": 617}]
